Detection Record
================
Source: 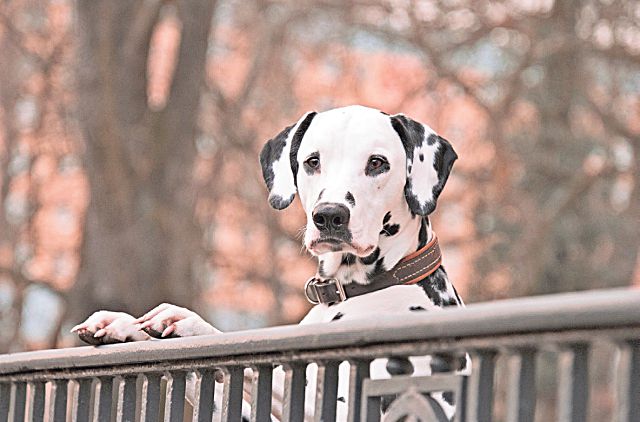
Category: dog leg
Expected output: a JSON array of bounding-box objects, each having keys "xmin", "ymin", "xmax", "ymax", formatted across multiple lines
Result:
[{"xmin": 71, "ymin": 310, "xmax": 149, "ymax": 345}]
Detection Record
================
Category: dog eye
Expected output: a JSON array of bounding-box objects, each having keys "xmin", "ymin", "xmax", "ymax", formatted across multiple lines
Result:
[
  {"xmin": 369, "ymin": 158, "xmax": 383, "ymax": 169},
  {"xmin": 365, "ymin": 155, "xmax": 389, "ymax": 176},
  {"xmin": 305, "ymin": 155, "xmax": 320, "ymax": 170}
]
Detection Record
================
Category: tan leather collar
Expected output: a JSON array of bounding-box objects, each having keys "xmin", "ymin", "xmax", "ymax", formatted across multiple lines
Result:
[{"xmin": 305, "ymin": 235, "xmax": 442, "ymax": 305}]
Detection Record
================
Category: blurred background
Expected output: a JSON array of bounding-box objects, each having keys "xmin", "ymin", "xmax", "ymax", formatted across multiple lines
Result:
[{"xmin": 0, "ymin": 0, "xmax": 638, "ymax": 354}]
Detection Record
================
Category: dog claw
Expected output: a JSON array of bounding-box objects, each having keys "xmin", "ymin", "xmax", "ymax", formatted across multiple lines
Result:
[
  {"xmin": 70, "ymin": 322, "xmax": 92, "ymax": 333},
  {"xmin": 161, "ymin": 325, "xmax": 175, "ymax": 337},
  {"xmin": 142, "ymin": 325, "xmax": 180, "ymax": 339}
]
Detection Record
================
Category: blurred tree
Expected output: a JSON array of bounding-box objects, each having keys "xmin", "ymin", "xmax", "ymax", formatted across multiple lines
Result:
[
  {"xmin": 0, "ymin": 0, "xmax": 76, "ymax": 351},
  {"xmin": 68, "ymin": 1, "xmax": 216, "ymax": 323},
  {"xmin": 0, "ymin": 0, "xmax": 638, "ymax": 353}
]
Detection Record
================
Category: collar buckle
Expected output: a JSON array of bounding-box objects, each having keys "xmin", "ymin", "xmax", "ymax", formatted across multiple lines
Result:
[{"xmin": 304, "ymin": 277, "xmax": 347, "ymax": 305}]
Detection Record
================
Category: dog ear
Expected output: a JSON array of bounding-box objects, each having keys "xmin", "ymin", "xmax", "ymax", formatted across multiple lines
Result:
[
  {"xmin": 259, "ymin": 111, "xmax": 317, "ymax": 209},
  {"xmin": 390, "ymin": 114, "xmax": 458, "ymax": 216}
]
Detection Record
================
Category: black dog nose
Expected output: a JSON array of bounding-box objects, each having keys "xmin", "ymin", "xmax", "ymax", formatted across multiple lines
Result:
[{"xmin": 312, "ymin": 203, "xmax": 350, "ymax": 232}]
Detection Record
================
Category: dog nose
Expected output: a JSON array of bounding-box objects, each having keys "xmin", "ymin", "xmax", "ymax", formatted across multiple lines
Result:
[{"xmin": 312, "ymin": 203, "xmax": 350, "ymax": 232}]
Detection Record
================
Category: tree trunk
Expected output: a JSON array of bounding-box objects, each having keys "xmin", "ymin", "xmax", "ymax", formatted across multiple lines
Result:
[
  {"xmin": 67, "ymin": 0, "xmax": 215, "ymax": 325},
  {"xmin": 518, "ymin": 0, "xmax": 640, "ymax": 295}
]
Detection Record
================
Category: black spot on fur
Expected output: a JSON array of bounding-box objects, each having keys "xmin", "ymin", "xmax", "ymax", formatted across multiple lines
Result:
[
  {"xmin": 442, "ymin": 391, "xmax": 454, "ymax": 406},
  {"xmin": 317, "ymin": 189, "xmax": 325, "ymax": 202},
  {"xmin": 386, "ymin": 357, "xmax": 414, "ymax": 375},
  {"xmin": 444, "ymin": 297, "xmax": 459, "ymax": 306},
  {"xmin": 381, "ymin": 223, "xmax": 399, "ymax": 237},
  {"xmin": 416, "ymin": 266, "xmax": 451, "ymax": 307},
  {"xmin": 360, "ymin": 247, "xmax": 380, "ymax": 265},
  {"xmin": 431, "ymin": 136, "xmax": 458, "ymax": 205},
  {"xmin": 390, "ymin": 115, "xmax": 457, "ymax": 216},
  {"xmin": 341, "ymin": 253, "xmax": 356, "ymax": 266},
  {"xmin": 259, "ymin": 125, "xmax": 294, "ymax": 191},
  {"xmin": 331, "ymin": 312, "xmax": 344, "ymax": 321},
  {"xmin": 403, "ymin": 178, "xmax": 427, "ymax": 215},
  {"xmin": 452, "ymin": 284, "xmax": 463, "ymax": 305},
  {"xmin": 417, "ymin": 217, "xmax": 428, "ymax": 250},
  {"xmin": 391, "ymin": 114, "xmax": 425, "ymax": 152},
  {"xmin": 383, "ymin": 212, "xmax": 392, "ymax": 224},
  {"xmin": 367, "ymin": 258, "xmax": 386, "ymax": 280},
  {"xmin": 345, "ymin": 192, "xmax": 355, "ymax": 207},
  {"xmin": 409, "ymin": 305, "xmax": 426, "ymax": 311},
  {"xmin": 289, "ymin": 112, "xmax": 317, "ymax": 187},
  {"xmin": 430, "ymin": 354, "xmax": 452, "ymax": 373},
  {"xmin": 337, "ymin": 397, "xmax": 345, "ymax": 403},
  {"xmin": 429, "ymin": 351, "xmax": 468, "ymax": 376},
  {"xmin": 269, "ymin": 193, "xmax": 295, "ymax": 210},
  {"xmin": 419, "ymin": 153, "xmax": 424, "ymax": 162}
]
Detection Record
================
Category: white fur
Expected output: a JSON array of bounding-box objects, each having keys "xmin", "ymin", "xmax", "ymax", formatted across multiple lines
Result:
[
  {"xmin": 297, "ymin": 106, "xmax": 408, "ymax": 257},
  {"xmin": 73, "ymin": 105, "xmax": 463, "ymax": 421}
]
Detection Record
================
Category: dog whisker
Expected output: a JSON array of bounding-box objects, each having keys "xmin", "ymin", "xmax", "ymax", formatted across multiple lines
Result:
[{"xmin": 294, "ymin": 225, "xmax": 306, "ymax": 240}]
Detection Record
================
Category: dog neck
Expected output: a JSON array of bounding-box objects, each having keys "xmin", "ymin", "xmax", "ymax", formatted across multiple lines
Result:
[{"xmin": 316, "ymin": 208, "xmax": 432, "ymax": 286}]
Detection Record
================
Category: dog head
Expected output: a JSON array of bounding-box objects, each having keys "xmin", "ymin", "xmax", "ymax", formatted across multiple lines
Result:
[{"xmin": 260, "ymin": 105, "xmax": 457, "ymax": 257}]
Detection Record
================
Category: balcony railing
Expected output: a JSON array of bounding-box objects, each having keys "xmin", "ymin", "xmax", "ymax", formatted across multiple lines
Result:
[{"xmin": 0, "ymin": 288, "xmax": 639, "ymax": 421}]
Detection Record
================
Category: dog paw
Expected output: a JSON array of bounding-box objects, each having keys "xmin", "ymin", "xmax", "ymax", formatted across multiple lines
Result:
[
  {"xmin": 135, "ymin": 303, "xmax": 220, "ymax": 338},
  {"xmin": 71, "ymin": 311, "xmax": 150, "ymax": 345}
]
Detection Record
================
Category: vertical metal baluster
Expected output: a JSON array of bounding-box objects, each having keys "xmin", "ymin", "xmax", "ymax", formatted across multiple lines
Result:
[
  {"xmin": 139, "ymin": 373, "xmax": 162, "ymax": 422},
  {"xmin": 347, "ymin": 359, "xmax": 370, "ymax": 422},
  {"xmin": 11, "ymin": 382, "xmax": 27, "ymax": 422},
  {"xmin": 221, "ymin": 367, "xmax": 244, "ymax": 422},
  {"xmin": 465, "ymin": 351, "xmax": 496, "ymax": 422},
  {"xmin": 282, "ymin": 362, "xmax": 306, "ymax": 422},
  {"xmin": 314, "ymin": 361, "xmax": 339, "ymax": 422},
  {"xmin": 506, "ymin": 348, "xmax": 537, "ymax": 422},
  {"xmin": 115, "ymin": 376, "xmax": 137, "ymax": 422},
  {"xmin": 250, "ymin": 365, "xmax": 273, "ymax": 422},
  {"xmin": 192, "ymin": 369, "xmax": 216, "ymax": 422},
  {"xmin": 164, "ymin": 372, "xmax": 186, "ymax": 422},
  {"xmin": 50, "ymin": 380, "xmax": 68, "ymax": 422},
  {"xmin": 0, "ymin": 383, "xmax": 10, "ymax": 422},
  {"xmin": 29, "ymin": 381, "xmax": 46, "ymax": 422},
  {"xmin": 71, "ymin": 379, "xmax": 93, "ymax": 422},
  {"xmin": 361, "ymin": 392, "xmax": 381, "ymax": 422},
  {"xmin": 557, "ymin": 343, "xmax": 589, "ymax": 422},
  {"xmin": 94, "ymin": 376, "xmax": 113, "ymax": 422},
  {"xmin": 615, "ymin": 340, "xmax": 640, "ymax": 422}
]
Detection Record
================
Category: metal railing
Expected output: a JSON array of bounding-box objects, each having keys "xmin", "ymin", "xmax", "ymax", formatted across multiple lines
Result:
[{"xmin": 1, "ymin": 288, "xmax": 639, "ymax": 421}]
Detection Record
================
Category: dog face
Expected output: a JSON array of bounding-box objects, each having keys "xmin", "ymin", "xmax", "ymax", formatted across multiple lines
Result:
[{"xmin": 260, "ymin": 105, "xmax": 457, "ymax": 257}]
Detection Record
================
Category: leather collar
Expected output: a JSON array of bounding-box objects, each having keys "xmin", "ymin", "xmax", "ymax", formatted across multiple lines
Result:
[{"xmin": 304, "ymin": 235, "xmax": 442, "ymax": 305}]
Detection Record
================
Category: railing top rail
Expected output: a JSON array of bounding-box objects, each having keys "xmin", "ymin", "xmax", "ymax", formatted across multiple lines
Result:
[{"xmin": 1, "ymin": 288, "xmax": 639, "ymax": 375}]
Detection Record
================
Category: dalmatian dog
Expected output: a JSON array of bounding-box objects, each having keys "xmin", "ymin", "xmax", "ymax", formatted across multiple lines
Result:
[{"xmin": 72, "ymin": 105, "xmax": 465, "ymax": 420}]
